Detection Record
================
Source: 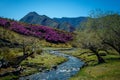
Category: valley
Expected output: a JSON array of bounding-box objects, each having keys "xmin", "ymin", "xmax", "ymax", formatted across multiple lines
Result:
[{"xmin": 0, "ymin": 10, "xmax": 120, "ymax": 80}]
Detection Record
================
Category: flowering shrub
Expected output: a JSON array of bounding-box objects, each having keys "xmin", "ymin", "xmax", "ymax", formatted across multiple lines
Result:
[
  {"xmin": 0, "ymin": 18, "xmax": 73, "ymax": 43},
  {"xmin": 0, "ymin": 18, "xmax": 8, "ymax": 26}
]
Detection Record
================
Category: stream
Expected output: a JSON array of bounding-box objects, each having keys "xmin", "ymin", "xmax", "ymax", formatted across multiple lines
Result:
[{"xmin": 19, "ymin": 50, "xmax": 84, "ymax": 80}]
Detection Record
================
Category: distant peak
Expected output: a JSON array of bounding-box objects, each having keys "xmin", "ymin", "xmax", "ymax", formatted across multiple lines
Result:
[{"xmin": 28, "ymin": 11, "xmax": 39, "ymax": 15}]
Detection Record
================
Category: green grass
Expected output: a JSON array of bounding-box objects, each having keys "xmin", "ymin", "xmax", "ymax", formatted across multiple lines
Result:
[
  {"xmin": 21, "ymin": 53, "xmax": 67, "ymax": 68},
  {"xmin": 0, "ymin": 51, "xmax": 67, "ymax": 80},
  {"xmin": 70, "ymin": 56, "xmax": 120, "ymax": 80},
  {"xmin": 0, "ymin": 75, "xmax": 18, "ymax": 80},
  {"xmin": 65, "ymin": 48, "xmax": 120, "ymax": 80},
  {"xmin": 20, "ymin": 52, "xmax": 67, "ymax": 76}
]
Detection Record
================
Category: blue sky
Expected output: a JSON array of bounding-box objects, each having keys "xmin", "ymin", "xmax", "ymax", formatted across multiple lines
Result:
[{"xmin": 0, "ymin": 0, "xmax": 120, "ymax": 20}]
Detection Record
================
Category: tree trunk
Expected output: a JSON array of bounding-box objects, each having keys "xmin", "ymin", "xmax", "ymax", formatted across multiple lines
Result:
[
  {"xmin": 90, "ymin": 48, "xmax": 105, "ymax": 64},
  {"xmin": 95, "ymin": 52, "xmax": 105, "ymax": 64},
  {"xmin": 13, "ymin": 52, "xmax": 34, "ymax": 67}
]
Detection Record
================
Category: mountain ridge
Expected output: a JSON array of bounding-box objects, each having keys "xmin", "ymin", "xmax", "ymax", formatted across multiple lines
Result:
[
  {"xmin": 20, "ymin": 12, "xmax": 59, "ymax": 28},
  {"xmin": 20, "ymin": 12, "xmax": 88, "ymax": 32},
  {"xmin": 53, "ymin": 17, "xmax": 87, "ymax": 28}
]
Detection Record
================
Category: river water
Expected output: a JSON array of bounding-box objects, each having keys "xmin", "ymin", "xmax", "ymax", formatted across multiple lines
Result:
[{"xmin": 19, "ymin": 50, "xmax": 84, "ymax": 80}]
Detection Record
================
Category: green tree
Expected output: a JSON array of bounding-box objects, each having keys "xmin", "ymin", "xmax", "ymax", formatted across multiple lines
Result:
[
  {"xmin": 77, "ymin": 28, "xmax": 105, "ymax": 64},
  {"xmin": 79, "ymin": 9, "xmax": 120, "ymax": 55},
  {"xmin": 100, "ymin": 14, "xmax": 120, "ymax": 55}
]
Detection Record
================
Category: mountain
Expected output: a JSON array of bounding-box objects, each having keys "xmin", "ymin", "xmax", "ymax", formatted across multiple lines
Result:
[
  {"xmin": 20, "ymin": 12, "xmax": 74, "ymax": 32},
  {"xmin": 53, "ymin": 17, "xmax": 87, "ymax": 28},
  {"xmin": 20, "ymin": 12, "xmax": 87, "ymax": 32},
  {"xmin": 20, "ymin": 12, "xmax": 59, "ymax": 28}
]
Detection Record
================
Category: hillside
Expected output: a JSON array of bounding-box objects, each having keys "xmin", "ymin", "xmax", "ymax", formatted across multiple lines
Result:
[
  {"xmin": 0, "ymin": 17, "xmax": 73, "ymax": 45},
  {"xmin": 0, "ymin": 18, "xmax": 71, "ymax": 79}
]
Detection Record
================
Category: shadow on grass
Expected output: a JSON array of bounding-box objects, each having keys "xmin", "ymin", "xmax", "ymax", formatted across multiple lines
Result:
[{"xmin": 105, "ymin": 57, "xmax": 120, "ymax": 61}]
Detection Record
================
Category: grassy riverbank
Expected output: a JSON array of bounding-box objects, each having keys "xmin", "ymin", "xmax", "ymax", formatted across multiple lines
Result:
[
  {"xmin": 21, "ymin": 52, "xmax": 67, "ymax": 76},
  {"xmin": 60, "ymin": 48, "xmax": 120, "ymax": 80},
  {"xmin": 70, "ymin": 55, "xmax": 120, "ymax": 80},
  {"xmin": 0, "ymin": 51, "xmax": 67, "ymax": 80}
]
